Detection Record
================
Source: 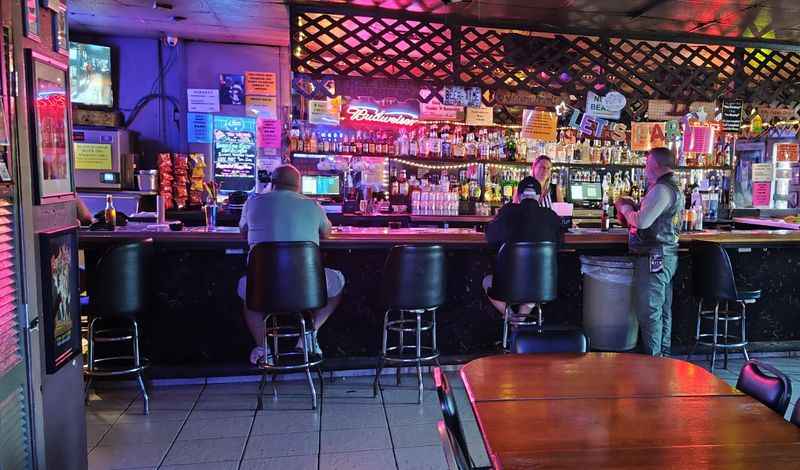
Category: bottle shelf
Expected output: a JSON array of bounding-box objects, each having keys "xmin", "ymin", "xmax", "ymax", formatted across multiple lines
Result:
[{"xmin": 290, "ymin": 152, "xmax": 731, "ymax": 171}]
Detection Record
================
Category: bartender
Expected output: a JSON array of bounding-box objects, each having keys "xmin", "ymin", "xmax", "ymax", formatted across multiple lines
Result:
[
  {"xmin": 614, "ymin": 147, "xmax": 683, "ymax": 357},
  {"xmin": 515, "ymin": 155, "xmax": 564, "ymax": 208}
]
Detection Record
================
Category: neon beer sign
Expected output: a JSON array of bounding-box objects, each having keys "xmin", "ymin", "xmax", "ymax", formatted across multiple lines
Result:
[{"xmin": 344, "ymin": 98, "xmax": 418, "ymax": 127}]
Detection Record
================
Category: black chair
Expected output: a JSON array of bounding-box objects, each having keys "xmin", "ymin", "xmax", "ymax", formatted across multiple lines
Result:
[
  {"xmin": 247, "ymin": 242, "xmax": 326, "ymax": 410},
  {"xmin": 736, "ymin": 360, "xmax": 792, "ymax": 415},
  {"xmin": 433, "ymin": 367, "xmax": 490, "ymax": 470},
  {"xmin": 488, "ymin": 242, "xmax": 558, "ymax": 350},
  {"xmin": 511, "ymin": 330, "xmax": 589, "ymax": 354},
  {"xmin": 688, "ymin": 241, "xmax": 761, "ymax": 371},
  {"xmin": 374, "ymin": 245, "xmax": 446, "ymax": 404},
  {"xmin": 85, "ymin": 241, "xmax": 152, "ymax": 414}
]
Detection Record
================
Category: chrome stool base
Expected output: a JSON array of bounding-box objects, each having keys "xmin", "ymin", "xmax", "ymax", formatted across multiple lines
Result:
[
  {"xmin": 374, "ymin": 308, "xmax": 440, "ymax": 404},
  {"xmin": 84, "ymin": 317, "xmax": 150, "ymax": 414},
  {"xmin": 502, "ymin": 303, "xmax": 544, "ymax": 351},
  {"xmin": 256, "ymin": 311, "xmax": 324, "ymax": 411},
  {"xmin": 687, "ymin": 299, "xmax": 751, "ymax": 372}
]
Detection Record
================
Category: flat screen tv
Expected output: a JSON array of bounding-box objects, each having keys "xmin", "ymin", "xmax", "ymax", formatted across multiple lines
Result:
[{"xmin": 69, "ymin": 42, "xmax": 113, "ymax": 108}]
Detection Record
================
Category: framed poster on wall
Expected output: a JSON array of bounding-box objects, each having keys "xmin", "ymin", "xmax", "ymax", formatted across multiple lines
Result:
[
  {"xmin": 25, "ymin": 50, "xmax": 73, "ymax": 204},
  {"xmin": 39, "ymin": 226, "xmax": 80, "ymax": 374},
  {"xmin": 23, "ymin": 0, "xmax": 40, "ymax": 41},
  {"xmin": 52, "ymin": 4, "xmax": 69, "ymax": 55}
]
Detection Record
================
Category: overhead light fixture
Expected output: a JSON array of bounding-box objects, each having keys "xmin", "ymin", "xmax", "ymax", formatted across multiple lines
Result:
[{"xmin": 152, "ymin": 1, "xmax": 173, "ymax": 10}]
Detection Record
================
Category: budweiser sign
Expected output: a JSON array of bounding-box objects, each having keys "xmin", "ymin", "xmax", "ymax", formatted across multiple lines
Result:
[{"xmin": 343, "ymin": 98, "xmax": 419, "ymax": 127}]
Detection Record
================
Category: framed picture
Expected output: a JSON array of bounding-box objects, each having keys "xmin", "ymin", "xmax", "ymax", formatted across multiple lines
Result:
[
  {"xmin": 25, "ymin": 50, "xmax": 74, "ymax": 204},
  {"xmin": 23, "ymin": 0, "xmax": 40, "ymax": 41},
  {"xmin": 52, "ymin": 5, "xmax": 68, "ymax": 55},
  {"xmin": 39, "ymin": 226, "xmax": 80, "ymax": 374}
]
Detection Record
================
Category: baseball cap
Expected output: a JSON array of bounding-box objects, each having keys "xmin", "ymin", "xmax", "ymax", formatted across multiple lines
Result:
[{"xmin": 517, "ymin": 176, "xmax": 542, "ymax": 201}]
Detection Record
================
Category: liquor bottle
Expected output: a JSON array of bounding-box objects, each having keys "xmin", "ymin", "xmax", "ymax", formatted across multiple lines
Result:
[
  {"xmin": 600, "ymin": 200, "xmax": 610, "ymax": 232},
  {"xmin": 409, "ymin": 130, "xmax": 418, "ymax": 157},
  {"xmin": 368, "ymin": 131, "xmax": 377, "ymax": 154},
  {"xmin": 289, "ymin": 127, "xmax": 298, "ymax": 152},
  {"xmin": 505, "ymin": 130, "xmax": 516, "ymax": 162},
  {"xmin": 399, "ymin": 170, "xmax": 409, "ymax": 198},
  {"xmin": 308, "ymin": 131, "xmax": 318, "ymax": 153},
  {"xmin": 441, "ymin": 126, "xmax": 451, "ymax": 159},
  {"xmin": 429, "ymin": 126, "xmax": 442, "ymax": 159},
  {"xmin": 104, "ymin": 194, "xmax": 117, "ymax": 227}
]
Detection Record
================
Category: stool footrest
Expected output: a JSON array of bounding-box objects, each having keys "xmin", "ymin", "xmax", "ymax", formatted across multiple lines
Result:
[{"xmin": 85, "ymin": 356, "xmax": 149, "ymax": 377}]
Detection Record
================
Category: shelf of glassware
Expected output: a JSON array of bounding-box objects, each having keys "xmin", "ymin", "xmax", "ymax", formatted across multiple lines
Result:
[{"xmin": 289, "ymin": 152, "xmax": 731, "ymax": 171}]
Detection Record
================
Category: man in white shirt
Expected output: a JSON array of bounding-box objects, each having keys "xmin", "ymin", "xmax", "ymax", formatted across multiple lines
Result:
[
  {"xmin": 615, "ymin": 147, "xmax": 683, "ymax": 356},
  {"xmin": 238, "ymin": 165, "xmax": 345, "ymax": 364}
]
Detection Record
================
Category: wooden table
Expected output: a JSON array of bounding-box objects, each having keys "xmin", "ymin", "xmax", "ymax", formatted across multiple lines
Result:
[{"xmin": 460, "ymin": 353, "xmax": 800, "ymax": 469}]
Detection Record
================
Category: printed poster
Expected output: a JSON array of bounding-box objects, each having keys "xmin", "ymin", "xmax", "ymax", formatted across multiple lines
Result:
[
  {"xmin": 683, "ymin": 125, "xmax": 714, "ymax": 154},
  {"xmin": 244, "ymin": 71, "xmax": 277, "ymax": 96},
  {"xmin": 187, "ymin": 89, "xmax": 219, "ymax": 113},
  {"xmin": 308, "ymin": 98, "xmax": 340, "ymax": 125},
  {"xmin": 73, "ymin": 143, "xmax": 112, "ymax": 170},
  {"xmin": 419, "ymin": 101, "xmax": 464, "ymax": 121},
  {"xmin": 775, "ymin": 143, "xmax": 799, "ymax": 162},
  {"xmin": 257, "ymin": 119, "xmax": 281, "ymax": 149},
  {"xmin": 465, "ymin": 107, "xmax": 494, "ymax": 126},
  {"xmin": 245, "ymin": 95, "xmax": 277, "ymax": 119},
  {"xmin": 187, "ymin": 113, "xmax": 213, "ymax": 143},
  {"xmin": 219, "ymin": 74, "xmax": 245, "ymax": 105},
  {"xmin": 521, "ymin": 109, "xmax": 557, "ymax": 141}
]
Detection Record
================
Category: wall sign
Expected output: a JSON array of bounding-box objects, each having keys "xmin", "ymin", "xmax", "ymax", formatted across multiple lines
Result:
[
  {"xmin": 630, "ymin": 122, "xmax": 667, "ymax": 151},
  {"xmin": 566, "ymin": 107, "xmax": 627, "ymax": 141},
  {"xmin": 334, "ymin": 76, "xmax": 419, "ymax": 100},
  {"xmin": 775, "ymin": 143, "xmax": 800, "ymax": 162},
  {"xmin": 443, "ymin": 86, "xmax": 482, "ymax": 107},
  {"xmin": 721, "ymin": 99, "xmax": 743, "ymax": 133},
  {"xmin": 187, "ymin": 112, "xmax": 212, "ymax": 143},
  {"xmin": 419, "ymin": 101, "xmax": 464, "ymax": 121},
  {"xmin": 585, "ymin": 91, "xmax": 624, "ymax": 120},
  {"xmin": 647, "ymin": 100, "xmax": 715, "ymax": 121},
  {"xmin": 219, "ymin": 74, "xmax": 244, "ymax": 105},
  {"xmin": 683, "ymin": 125, "xmax": 715, "ymax": 153},
  {"xmin": 245, "ymin": 95, "xmax": 277, "ymax": 119},
  {"xmin": 495, "ymin": 89, "xmax": 559, "ymax": 107},
  {"xmin": 257, "ymin": 119, "xmax": 281, "ymax": 149},
  {"xmin": 308, "ymin": 97, "xmax": 341, "ymax": 125},
  {"xmin": 521, "ymin": 109, "xmax": 557, "ymax": 141},
  {"xmin": 213, "ymin": 116, "xmax": 257, "ymax": 192},
  {"xmin": 465, "ymin": 106, "xmax": 494, "ymax": 126},
  {"xmin": 244, "ymin": 71, "xmax": 277, "ymax": 96},
  {"xmin": 757, "ymin": 106, "xmax": 798, "ymax": 123},
  {"xmin": 187, "ymin": 88, "xmax": 219, "ymax": 113},
  {"xmin": 344, "ymin": 98, "xmax": 418, "ymax": 127}
]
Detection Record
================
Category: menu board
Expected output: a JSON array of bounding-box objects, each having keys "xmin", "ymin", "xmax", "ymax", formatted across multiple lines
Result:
[
  {"xmin": 213, "ymin": 116, "xmax": 257, "ymax": 192},
  {"xmin": 721, "ymin": 99, "xmax": 743, "ymax": 133}
]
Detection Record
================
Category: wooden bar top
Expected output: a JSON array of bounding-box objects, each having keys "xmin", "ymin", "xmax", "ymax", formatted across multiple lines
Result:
[
  {"xmin": 78, "ymin": 223, "xmax": 800, "ymax": 248},
  {"xmin": 460, "ymin": 353, "xmax": 741, "ymax": 401}
]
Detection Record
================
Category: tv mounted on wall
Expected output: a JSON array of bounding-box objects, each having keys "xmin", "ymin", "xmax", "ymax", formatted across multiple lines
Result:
[{"xmin": 69, "ymin": 41, "xmax": 113, "ymax": 108}]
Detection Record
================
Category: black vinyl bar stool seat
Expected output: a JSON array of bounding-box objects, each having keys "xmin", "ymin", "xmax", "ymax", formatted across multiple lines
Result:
[
  {"xmin": 247, "ymin": 241, "xmax": 326, "ymax": 410},
  {"xmin": 511, "ymin": 329, "xmax": 589, "ymax": 354},
  {"xmin": 374, "ymin": 245, "xmax": 446, "ymax": 404},
  {"xmin": 489, "ymin": 242, "xmax": 558, "ymax": 350},
  {"xmin": 84, "ymin": 241, "xmax": 152, "ymax": 414},
  {"xmin": 688, "ymin": 241, "xmax": 760, "ymax": 371},
  {"xmin": 736, "ymin": 360, "xmax": 792, "ymax": 416}
]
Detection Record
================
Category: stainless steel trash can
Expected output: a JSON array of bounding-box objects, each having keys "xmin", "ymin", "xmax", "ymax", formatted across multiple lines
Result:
[{"xmin": 580, "ymin": 256, "xmax": 637, "ymax": 351}]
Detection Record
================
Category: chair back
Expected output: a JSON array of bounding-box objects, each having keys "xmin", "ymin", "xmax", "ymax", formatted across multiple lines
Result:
[
  {"xmin": 382, "ymin": 245, "xmax": 446, "ymax": 310},
  {"xmin": 790, "ymin": 401, "xmax": 800, "ymax": 427},
  {"xmin": 512, "ymin": 330, "xmax": 589, "ymax": 354},
  {"xmin": 433, "ymin": 367, "xmax": 473, "ymax": 467},
  {"xmin": 437, "ymin": 420, "xmax": 471, "ymax": 470},
  {"xmin": 246, "ymin": 242, "xmax": 327, "ymax": 312},
  {"xmin": 692, "ymin": 241, "xmax": 739, "ymax": 301},
  {"xmin": 90, "ymin": 241, "xmax": 152, "ymax": 318},
  {"xmin": 736, "ymin": 360, "xmax": 792, "ymax": 415},
  {"xmin": 491, "ymin": 242, "xmax": 557, "ymax": 304}
]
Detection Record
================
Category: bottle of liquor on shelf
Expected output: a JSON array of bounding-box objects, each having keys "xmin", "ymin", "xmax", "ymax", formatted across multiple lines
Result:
[
  {"xmin": 409, "ymin": 130, "xmax": 418, "ymax": 157},
  {"xmin": 428, "ymin": 126, "xmax": 442, "ymax": 159},
  {"xmin": 397, "ymin": 129, "xmax": 409, "ymax": 157}
]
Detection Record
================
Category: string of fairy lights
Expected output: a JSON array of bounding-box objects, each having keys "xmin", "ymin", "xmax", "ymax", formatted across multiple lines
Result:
[{"xmin": 390, "ymin": 157, "xmax": 533, "ymax": 170}]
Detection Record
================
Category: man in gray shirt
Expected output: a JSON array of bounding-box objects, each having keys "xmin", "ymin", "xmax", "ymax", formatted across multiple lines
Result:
[
  {"xmin": 238, "ymin": 165, "xmax": 345, "ymax": 364},
  {"xmin": 615, "ymin": 147, "xmax": 683, "ymax": 356}
]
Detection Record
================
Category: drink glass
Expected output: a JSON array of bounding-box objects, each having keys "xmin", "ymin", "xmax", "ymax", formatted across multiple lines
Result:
[{"xmin": 203, "ymin": 204, "xmax": 218, "ymax": 230}]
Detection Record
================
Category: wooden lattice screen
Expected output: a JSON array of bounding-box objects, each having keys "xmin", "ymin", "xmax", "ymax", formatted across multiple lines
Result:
[{"xmin": 291, "ymin": 8, "xmax": 800, "ymax": 118}]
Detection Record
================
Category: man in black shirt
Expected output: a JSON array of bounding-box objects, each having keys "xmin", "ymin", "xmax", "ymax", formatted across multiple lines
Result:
[{"xmin": 483, "ymin": 177, "xmax": 563, "ymax": 314}]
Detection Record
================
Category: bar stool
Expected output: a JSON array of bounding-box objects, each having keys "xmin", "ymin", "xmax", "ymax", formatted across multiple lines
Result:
[
  {"xmin": 488, "ymin": 242, "xmax": 558, "ymax": 350},
  {"xmin": 84, "ymin": 241, "xmax": 152, "ymax": 414},
  {"xmin": 373, "ymin": 245, "xmax": 446, "ymax": 404},
  {"xmin": 687, "ymin": 241, "xmax": 761, "ymax": 371},
  {"xmin": 247, "ymin": 242, "xmax": 326, "ymax": 410}
]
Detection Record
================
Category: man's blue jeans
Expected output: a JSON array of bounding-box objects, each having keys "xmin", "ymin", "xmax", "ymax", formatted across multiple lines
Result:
[{"xmin": 632, "ymin": 254, "xmax": 678, "ymax": 356}]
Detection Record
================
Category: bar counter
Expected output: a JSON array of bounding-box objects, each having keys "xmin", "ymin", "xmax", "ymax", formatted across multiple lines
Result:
[{"xmin": 79, "ymin": 225, "xmax": 800, "ymax": 371}]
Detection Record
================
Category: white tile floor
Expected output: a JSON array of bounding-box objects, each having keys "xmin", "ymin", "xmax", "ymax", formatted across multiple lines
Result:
[{"xmin": 85, "ymin": 356, "xmax": 800, "ymax": 470}]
